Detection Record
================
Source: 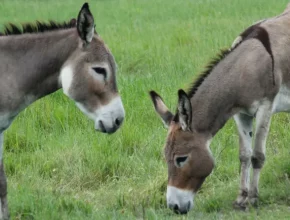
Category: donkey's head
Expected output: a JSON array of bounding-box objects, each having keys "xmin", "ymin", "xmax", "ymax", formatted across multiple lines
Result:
[
  {"xmin": 60, "ymin": 3, "xmax": 125, "ymax": 134},
  {"xmin": 150, "ymin": 90, "xmax": 214, "ymax": 214}
]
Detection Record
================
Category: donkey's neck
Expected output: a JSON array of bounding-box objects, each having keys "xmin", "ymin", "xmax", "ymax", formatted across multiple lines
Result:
[
  {"xmin": 0, "ymin": 29, "xmax": 78, "ymax": 101},
  {"xmin": 190, "ymin": 61, "xmax": 240, "ymax": 136}
]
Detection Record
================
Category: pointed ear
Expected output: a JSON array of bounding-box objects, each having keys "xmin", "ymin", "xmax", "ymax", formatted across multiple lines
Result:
[
  {"xmin": 177, "ymin": 89, "xmax": 192, "ymax": 131},
  {"xmin": 77, "ymin": 3, "xmax": 95, "ymax": 44},
  {"xmin": 149, "ymin": 91, "xmax": 174, "ymax": 128}
]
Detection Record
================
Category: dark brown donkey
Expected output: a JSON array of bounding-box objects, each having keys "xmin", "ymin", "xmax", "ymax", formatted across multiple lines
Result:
[
  {"xmin": 0, "ymin": 3, "xmax": 125, "ymax": 219},
  {"xmin": 150, "ymin": 3, "xmax": 290, "ymax": 215}
]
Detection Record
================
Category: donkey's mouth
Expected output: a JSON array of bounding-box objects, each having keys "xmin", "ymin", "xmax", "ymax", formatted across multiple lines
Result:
[
  {"xmin": 171, "ymin": 202, "xmax": 190, "ymax": 215},
  {"xmin": 98, "ymin": 120, "xmax": 107, "ymax": 133},
  {"xmin": 97, "ymin": 120, "xmax": 119, "ymax": 134}
]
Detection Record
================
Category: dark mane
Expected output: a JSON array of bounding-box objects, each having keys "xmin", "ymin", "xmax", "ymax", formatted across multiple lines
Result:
[
  {"xmin": 187, "ymin": 48, "xmax": 231, "ymax": 98},
  {"xmin": 0, "ymin": 19, "xmax": 76, "ymax": 36}
]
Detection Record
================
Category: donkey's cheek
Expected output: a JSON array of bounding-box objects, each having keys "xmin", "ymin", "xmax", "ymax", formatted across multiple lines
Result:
[{"xmin": 192, "ymin": 177, "xmax": 206, "ymax": 192}]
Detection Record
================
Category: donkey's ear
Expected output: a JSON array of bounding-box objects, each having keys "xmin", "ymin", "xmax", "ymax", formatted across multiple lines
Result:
[
  {"xmin": 177, "ymin": 89, "xmax": 192, "ymax": 131},
  {"xmin": 77, "ymin": 3, "xmax": 95, "ymax": 44},
  {"xmin": 149, "ymin": 91, "xmax": 174, "ymax": 128}
]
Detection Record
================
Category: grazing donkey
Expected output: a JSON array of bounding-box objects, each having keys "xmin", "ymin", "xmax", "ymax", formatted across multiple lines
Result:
[
  {"xmin": 150, "ymin": 3, "xmax": 290, "ymax": 215},
  {"xmin": 0, "ymin": 3, "xmax": 125, "ymax": 219}
]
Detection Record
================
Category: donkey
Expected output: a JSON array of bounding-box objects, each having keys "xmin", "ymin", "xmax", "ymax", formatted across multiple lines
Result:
[
  {"xmin": 150, "ymin": 3, "xmax": 290, "ymax": 215},
  {"xmin": 0, "ymin": 3, "xmax": 125, "ymax": 219}
]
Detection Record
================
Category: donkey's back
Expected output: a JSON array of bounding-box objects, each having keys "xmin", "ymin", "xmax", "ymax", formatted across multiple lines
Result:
[
  {"xmin": 229, "ymin": 6, "xmax": 290, "ymax": 114},
  {"xmin": 261, "ymin": 12, "xmax": 290, "ymax": 113}
]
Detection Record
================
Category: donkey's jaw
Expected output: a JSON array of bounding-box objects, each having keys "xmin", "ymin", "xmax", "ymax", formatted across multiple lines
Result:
[{"xmin": 167, "ymin": 186, "xmax": 194, "ymax": 214}]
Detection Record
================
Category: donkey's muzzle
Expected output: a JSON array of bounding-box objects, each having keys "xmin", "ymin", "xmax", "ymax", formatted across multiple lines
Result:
[
  {"xmin": 94, "ymin": 96, "xmax": 125, "ymax": 134},
  {"xmin": 169, "ymin": 202, "xmax": 191, "ymax": 215},
  {"xmin": 167, "ymin": 186, "xmax": 194, "ymax": 215},
  {"xmin": 97, "ymin": 116, "xmax": 124, "ymax": 134}
]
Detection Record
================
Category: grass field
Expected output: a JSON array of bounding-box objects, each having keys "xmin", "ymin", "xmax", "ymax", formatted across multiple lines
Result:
[{"xmin": 1, "ymin": 0, "xmax": 290, "ymax": 219}]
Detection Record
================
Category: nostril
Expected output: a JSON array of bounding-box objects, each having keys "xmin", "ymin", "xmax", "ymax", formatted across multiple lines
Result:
[
  {"xmin": 173, "ymin": 204, "xmax": 179, "ymax": 212},
  {"xmin": 115, "ymin": 118, "xmax": 120, "ymax": 126},
  {"xmin": 115, "ymin": 117, "xmax": 124, "ymax": 127}
]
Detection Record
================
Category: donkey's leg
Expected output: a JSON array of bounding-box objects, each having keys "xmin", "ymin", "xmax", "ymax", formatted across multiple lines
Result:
[
  {"xmin": 0, "ymin": 133, "xmax": 9, "ymax": 220},
  {"xmin": 249, "ymin": 103, "xmax": 272, "ymax": 207},
  {"xmin": 233, "ymin": 113, "xmax": 253, "ymax": 210}
]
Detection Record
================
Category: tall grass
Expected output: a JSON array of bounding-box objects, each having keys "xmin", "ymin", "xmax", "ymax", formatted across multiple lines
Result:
[{"xmin": 0, "ymin": 0, "xmax": 290, "ymax": 219}]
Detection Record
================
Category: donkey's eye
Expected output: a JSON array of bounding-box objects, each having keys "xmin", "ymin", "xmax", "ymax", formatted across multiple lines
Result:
[
  {"xmin": 92, "ymin": 67, "xmax": 107, "ymax": 79},
  {"xmin": 175, "ymin": 156, "xmax": 189, "ymax": 168}
]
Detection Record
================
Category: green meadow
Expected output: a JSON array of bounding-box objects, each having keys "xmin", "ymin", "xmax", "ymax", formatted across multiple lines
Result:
[{"xmin": 1, "ymin": 0, "xmax": 290, "ymax": 219}]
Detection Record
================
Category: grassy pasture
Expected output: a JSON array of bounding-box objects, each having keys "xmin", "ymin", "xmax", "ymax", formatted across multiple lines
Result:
[{"xmin": 1, "ymin": 0, "xmax": 290, "ymax": 219}]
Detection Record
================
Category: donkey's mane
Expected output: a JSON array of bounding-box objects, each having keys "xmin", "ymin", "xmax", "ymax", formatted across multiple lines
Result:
[
  {"xmin": 187, "ymin": 48, "xmax": 231, "ymax": 98},
  {"xmin": 0, "ymin": 20, "xmax": 76, "ymax": 36}
]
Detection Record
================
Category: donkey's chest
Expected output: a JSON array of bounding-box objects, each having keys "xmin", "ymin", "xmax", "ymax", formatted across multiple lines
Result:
[
  {"xmin": 0, "ymin": 95, "xmax": 36, "ymax": 132},
  {"xmin": 0, "ymin": 113, "xmax": 14, "ymax": 132},
  {"xmin": 272, "ymin": 86, "xmax": 290, "ymax": 113}
]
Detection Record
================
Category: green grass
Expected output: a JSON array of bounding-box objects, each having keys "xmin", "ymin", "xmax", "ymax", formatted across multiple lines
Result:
[{"xmin": 1, "ymin": 0, "xmax": 290, "ymax": 219}]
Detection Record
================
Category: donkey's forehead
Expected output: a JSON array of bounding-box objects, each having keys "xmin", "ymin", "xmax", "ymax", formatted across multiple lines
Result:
[
  {"xmin": 165, "ymin": 123, "xmax": 209, "ymax": 157},
  {"xmin": 165, "ymin": 127, "xmax": 195, "ymax": 155},
  {"xmin": 86, "ymin": 36, "xmax": 116, "ymax": 68},
  {"xmin": 167, "ymin": 122, "xmax": 193, "ymax": 141},
  {"xmin": 92, "ymin": 36, "xmax": 111, "ymax": 53},
  {"xmin": 168, "ymin": 121, "xmax": 181, "ymax": 134}
]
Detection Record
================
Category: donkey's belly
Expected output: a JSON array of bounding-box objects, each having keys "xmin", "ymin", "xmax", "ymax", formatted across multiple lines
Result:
[{"xmin": 272, "ymin": 86, "xmax": 290, "ymax": 113}]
